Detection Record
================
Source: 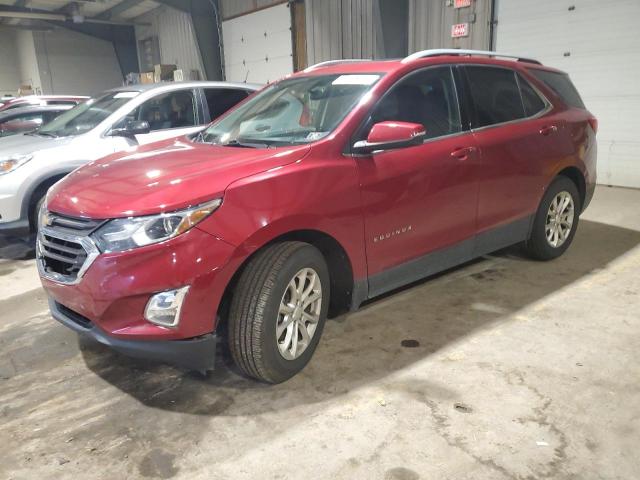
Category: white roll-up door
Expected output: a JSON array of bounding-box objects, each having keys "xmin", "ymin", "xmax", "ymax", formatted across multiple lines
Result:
[
  {"xmin": 222, "ymin": 3, "xmax": 293, "ymax": 84},
  {"xmin": 496, "ymin": 0, "xmax": 640, "ymax": 188}
]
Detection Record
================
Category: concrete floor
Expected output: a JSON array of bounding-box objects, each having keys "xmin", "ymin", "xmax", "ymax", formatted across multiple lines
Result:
[{"xmin": 1, "ymin": 186, "xmax": 639, "ymax": 480}]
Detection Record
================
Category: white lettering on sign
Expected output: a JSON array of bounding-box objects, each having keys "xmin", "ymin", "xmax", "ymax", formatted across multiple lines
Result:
[
  {"xmin": 451, "ymin": 23, "xmax": 469, "ymax": 38},
  {"xmin": 454, "ymin": 0, "xmax": 471, "ymax": 8}
]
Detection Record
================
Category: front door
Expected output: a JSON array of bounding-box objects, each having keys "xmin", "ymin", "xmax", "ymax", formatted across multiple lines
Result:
[
  {"xmin": 354, "ymin": 66, "xmax": 480, "ymax": 296},
  {"xmin": 113, "ymin": 89, "xmax": 201, "ymax": 147}
]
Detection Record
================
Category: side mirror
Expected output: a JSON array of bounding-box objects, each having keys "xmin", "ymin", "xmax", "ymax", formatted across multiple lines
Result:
[
  {"xmin": 352, "ymin": 121, "xmax": 426, "ymax": 154},
  {"xmin": 109, "ymin": 120, "xmax": 150, "ymax": 138}
]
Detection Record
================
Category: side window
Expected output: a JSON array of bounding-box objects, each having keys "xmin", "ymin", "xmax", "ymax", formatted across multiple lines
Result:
[
  {"xmin": 14, "ymin": 112, "xmax": 45, "ymax": 123},
  {"xmin": 205, "ymin": 88, "xmax": 249, "ymax": 120},
  {"xmin": 48, "ymin": 100, "xmax": 77, "ymax": 106},
  {"xmin": 42, "ymin": 111, "xmax": 59, "ymax": 124},
  {"xmin": 123, "ymin": 90, "xmax": 197, "ymax": 132},
  {"xmin": 367, "ymin": 66, "xmax": 462, "ymax": 140},
  {"xmin": 518, "ymin": 74, "xmax": 547, "ymax": 117},
  {"xmin": 465, "ymin": 66, "xmax": 525, "ymax": 127},
  {"xmin": 0, "ymin": 113, "xmax": 44, "ymax": 136},
  {"xmin": 528, "ymin": 69, "xmax": 586, "ymax": 109}
]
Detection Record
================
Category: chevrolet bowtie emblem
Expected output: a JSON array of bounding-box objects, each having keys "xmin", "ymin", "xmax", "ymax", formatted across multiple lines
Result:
[{"xmin": 41, "ymin": 212, "xmax": 53, "ymax": 228}]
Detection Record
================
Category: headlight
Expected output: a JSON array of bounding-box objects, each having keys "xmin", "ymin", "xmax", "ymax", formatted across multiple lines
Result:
[
  {"xmin": 0, "ymin": 154, "xmax": 33, "ymax": 175},
  {"xmin": 92, "ymin": 199, "xmax": 222, "ymax": 253}
]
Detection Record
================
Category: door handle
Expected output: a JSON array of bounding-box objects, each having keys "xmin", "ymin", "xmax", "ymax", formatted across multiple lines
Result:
[
  {"xmin": 539, "ymin": 125, "xmax": 558, "ymax": 136},
  {"xmin": 450, "ymin": 146, "xmax": 476, "ymax": 160}
]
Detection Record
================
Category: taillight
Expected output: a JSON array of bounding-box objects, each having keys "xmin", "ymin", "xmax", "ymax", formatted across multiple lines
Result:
[{"xmin": 588, "ymin": 116, "xmax": 598, "ymax": 134}]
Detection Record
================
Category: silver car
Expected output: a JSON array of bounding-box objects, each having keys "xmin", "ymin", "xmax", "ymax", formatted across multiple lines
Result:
[{"xmin": 0, "ymin": 81, "xmax": 260, "ymax": 236}]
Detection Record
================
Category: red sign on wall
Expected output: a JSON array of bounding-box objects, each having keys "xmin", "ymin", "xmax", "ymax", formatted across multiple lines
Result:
[
  {"xmin": 451, "ymin": 23, "xmax": 469, "ymax": 38},
  {"xmin": 454, "ymin": 0, "xmax": 472, "ymax": 8}
]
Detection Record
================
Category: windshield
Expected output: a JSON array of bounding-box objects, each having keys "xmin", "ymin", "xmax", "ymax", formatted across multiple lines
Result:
[
  {"xmin": 38, "ymin": 91, "xmax": 138, "ymax": 137},
  {"xmin": 198, "ymin": 74, "xmax": 382, "ymax": 147}
]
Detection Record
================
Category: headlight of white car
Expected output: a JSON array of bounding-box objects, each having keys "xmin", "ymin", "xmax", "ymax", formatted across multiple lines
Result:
[
  {"xmin": 91, "ymin": 199, "xmax": 222, "ymax": 253},
  {"xmin": 0, "ymin": 154, "xmax": 33, "ymax": 175}
]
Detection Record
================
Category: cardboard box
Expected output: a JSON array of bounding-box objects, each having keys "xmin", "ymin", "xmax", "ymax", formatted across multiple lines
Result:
[
  {"xmin": 154, "ymin": 64, "xmax": 177, "ymax": 83},
  {"xmin": 173, "ymin": 69, "xmax": 200, "ymax": 82},
  {"xmin": 17, "ymin": 84, "xmax": 34, "ymax": 96},
  {"xmin": 140, "ymin": 72, "xmax": 155, "ymax": 84}
]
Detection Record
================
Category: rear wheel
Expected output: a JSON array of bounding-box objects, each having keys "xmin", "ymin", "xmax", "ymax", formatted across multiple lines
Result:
[
  {"xmin": 228, "ymin": 241, "xmax": 330, "ymax": 383},
  {"xmin": 524, "ymin": 176, "xmax": 581, "ymax": 260}
]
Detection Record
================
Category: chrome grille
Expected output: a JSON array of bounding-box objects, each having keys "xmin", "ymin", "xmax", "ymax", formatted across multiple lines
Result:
[
  {"xmin": 45, "ymin": 212, "xmax": 103, "ymax": 235},
  {"xmin": 37, "ymin": 211, "xmax": 102, "ymax": 285}
]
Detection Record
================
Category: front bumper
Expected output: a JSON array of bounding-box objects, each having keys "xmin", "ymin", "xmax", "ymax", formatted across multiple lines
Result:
[
  {"xmin": 40, "ymin": 226, "xmax": 236, "ymax": 341},
  {"xmin": 50, "ymin": 298, "xmax": 217, "ymax": 371}
]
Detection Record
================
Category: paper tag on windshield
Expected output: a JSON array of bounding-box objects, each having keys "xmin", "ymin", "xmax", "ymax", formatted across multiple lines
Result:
[
  {"xmin": 332, "ymin": 75, "xmax": 379, "ymax": 86},
  {"xmin": 114, "ymin": 92, "xmax": 139, "ymax": 99}
]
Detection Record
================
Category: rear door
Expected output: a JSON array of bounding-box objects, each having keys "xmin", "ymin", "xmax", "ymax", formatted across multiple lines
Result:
[
  {"xmin": 354, "ymin": 66, "xmax": 480, "ymax": 294},
  {"xmin": 462, "ymin": 65, "xmax": 565, "ymax": 246}
]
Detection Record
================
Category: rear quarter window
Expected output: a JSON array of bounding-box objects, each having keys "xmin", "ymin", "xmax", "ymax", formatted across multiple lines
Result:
[
  {"xmin": 517, "ymin": 74, "xmax": 547, "ymax": 116},
  {"xmin": 529, "ymin": 69, "xmax": 585, "ymax": 109}
]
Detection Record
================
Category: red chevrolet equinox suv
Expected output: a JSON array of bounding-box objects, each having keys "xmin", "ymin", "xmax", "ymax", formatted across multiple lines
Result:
[{"xmin": 38, "ymin": 50, "xmax": 597, "ymax": 383}]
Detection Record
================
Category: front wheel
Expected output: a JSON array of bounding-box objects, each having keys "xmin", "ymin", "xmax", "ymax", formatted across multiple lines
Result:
[
  {"xmin": 228, "ymin": 241, "xmax": 330, "ymax": 383},
  {"xmin": 524, "ymin": 176, "xmax": 581, "ymax": 260}
]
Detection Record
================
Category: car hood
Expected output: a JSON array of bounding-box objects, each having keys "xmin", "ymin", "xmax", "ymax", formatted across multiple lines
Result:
[
  {"xmin": 48, "ymin": 137, "xmax": 312, "ymax": 219},
  {"xmin": 0, "ymin": 133, "xmax": 73, "ymax": 155}
]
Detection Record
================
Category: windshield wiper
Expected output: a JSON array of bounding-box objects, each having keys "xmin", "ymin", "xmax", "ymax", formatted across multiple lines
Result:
[
  {"xmin": 221, "ymin": 139, "xmax": 270, "ymax": 149},
  {"xmin": 26, "ymin": 131, "xmax": 58, "ymax": 138}
]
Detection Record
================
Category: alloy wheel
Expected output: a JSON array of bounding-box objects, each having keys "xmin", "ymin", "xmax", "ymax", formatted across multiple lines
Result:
[
  {"xmin": 545, "ymin": 191, "xmax": 575, "ymax": 248},
  {"xmin": 276, "ymin": 268, "xmax": 322, "ymax": 360}
]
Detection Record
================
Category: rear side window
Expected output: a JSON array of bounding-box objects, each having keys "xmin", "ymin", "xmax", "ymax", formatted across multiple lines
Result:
[
  {"xmin": 204, "ymin": 88, "xmax": 250, "ymax": 120},
  {"xmin": 464, "ymin": 66, "xmax": 525, "ymax": 127},
  {"xmin": 518, "ymin": 74, "xmax": 547, "ymax": 116},
  {"xmin": 529, "ymin": 69, "xmax": 585, "ymax": 109}
]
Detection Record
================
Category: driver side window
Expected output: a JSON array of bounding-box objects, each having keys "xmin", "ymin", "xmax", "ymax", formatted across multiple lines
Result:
[
  {"xmin": 117, "ymin": 90, "xmax": 197, "ymax": 132},
  {"xmin": 367, "ymin": 66, "xmax": 462, "ymax": 141}
]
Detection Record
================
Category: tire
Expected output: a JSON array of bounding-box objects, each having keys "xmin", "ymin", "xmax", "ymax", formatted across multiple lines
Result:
[
  {"xmin": 524, "ymin": 176, "xmax": 581, "ymax": 261},
  {"xmin": 228, "ymin": 241, "xmax": 330, "ymax": 383},
  {"xmin": 30, "ymin": 193, "xmax": 46, "ymax": 232}
]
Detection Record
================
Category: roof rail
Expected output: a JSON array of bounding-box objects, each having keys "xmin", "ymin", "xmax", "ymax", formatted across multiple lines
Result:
[
  {"xmin": 402, "ymin": 49, "xmax": 541, "ymax": 65},
  {"xmin": 304, "ymin": 59, "xmax": 372, "ymax": 72}
]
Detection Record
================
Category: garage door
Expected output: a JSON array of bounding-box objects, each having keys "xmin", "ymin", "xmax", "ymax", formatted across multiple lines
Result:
[
  {"xmin": 496, "ymin": 0, "xmax": 640, "ymax": 188},
  {"xmin": 222, "ymin": 3, "xmax": 293, "ymax": 84}
]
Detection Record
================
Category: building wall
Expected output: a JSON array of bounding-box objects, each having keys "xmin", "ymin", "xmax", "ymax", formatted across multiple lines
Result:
[
  {"xmin": 0, "ymin": 30, "xmax": 21, "ymax": 94},
  {"xmin": 304, "ymin": 0, "xmax": 492, "ymax": 65},
  {"xmin": 135, "ymin": 6, "xmax": 205, "ymax": 77},
  {"xmin": 220, "ymin": 0, "xmax": 286, "ymax": 20},
  {"xmin": 31, "ymin": 29, "xmax": 122, "ymax": 96},
  {"xmin": 305, "ymin": 0, "xmax": 377, "ymax": 64},
  {"xmin": 408, "ymin": 0, "xmax": 491, "ymax": 52},
  {"xmin": 15, "ymin": 30, "xmax": 42, "ymax": 94}
]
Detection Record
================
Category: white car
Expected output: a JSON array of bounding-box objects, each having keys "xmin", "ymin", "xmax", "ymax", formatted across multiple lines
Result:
[{"xmin": 0, "ymin": 81, "xmax": 260, "ymax": 236}]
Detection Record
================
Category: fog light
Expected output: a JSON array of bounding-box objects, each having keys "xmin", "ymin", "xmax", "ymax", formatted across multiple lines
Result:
[{"xmin": 144, "ymin": 286, "xmax": 190, "ymax": 328}]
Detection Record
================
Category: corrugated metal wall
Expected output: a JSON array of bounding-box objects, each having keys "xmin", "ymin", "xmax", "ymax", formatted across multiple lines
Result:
[
  {"xmin": 304, "ymin": 0, "xmax": 492, "ymax": 64},
  {"xmin": 408, "ymin": 0, "xmax": 491, "ymax": 52},
  {"xmin": 135, "ymin": 6, "xmax": 205, "ymax": 76},
  {"xmin": 305, "ymin": 0, "xmax": 377, "ymax": 64}
]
